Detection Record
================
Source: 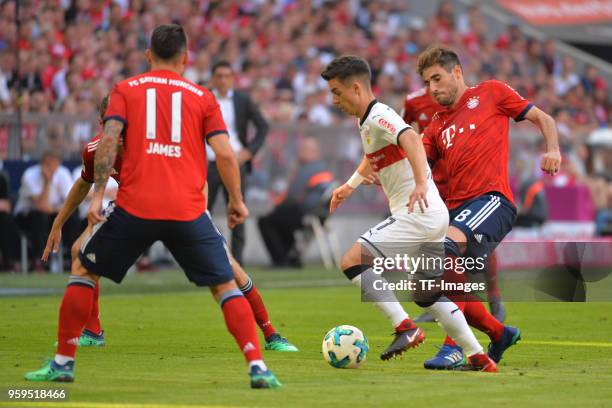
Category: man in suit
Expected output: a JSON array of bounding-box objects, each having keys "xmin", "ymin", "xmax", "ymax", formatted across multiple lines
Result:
[{"xmin": 208, "ymin": 61, "xmax": 269, "ymax": 265}]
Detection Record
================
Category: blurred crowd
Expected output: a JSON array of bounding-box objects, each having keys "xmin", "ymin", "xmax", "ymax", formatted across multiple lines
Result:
[
  {"xmin": 0, "ymin": 1, "xmax": 611, "ymax": 148},
  {"xmin": 0, "ymin": 0, "xmax": 612, "ymax": 272}
]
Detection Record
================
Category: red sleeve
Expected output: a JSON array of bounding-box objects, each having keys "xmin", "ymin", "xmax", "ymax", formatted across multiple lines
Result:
[
  {"xmin": 203, "ymin": 96, "xmax": 228, "ymax": 142},
  {"xmin": 422, "ymin": 126, "xmax": 439, "ymax": 164},
  {"xmin": 491, "ymin": 80, "xmax": 532, "ymax": 122},
  {"xmin": 80, "ymin": 145, "xmax": 94, "ymax": 184},
  {"xmin": 103, "ymin": 84, "xmax": 128, "ymax": 126},
  {"xmin": 402, "ymin": 99, "xmax": 415, "ymax": 123}
]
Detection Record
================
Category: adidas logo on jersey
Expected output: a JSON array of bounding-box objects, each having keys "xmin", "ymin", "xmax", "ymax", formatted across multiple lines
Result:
[
  {"xmin": 474, "ymin": 234, "xmax": 483, "ymax": 243},
  {"xmin": 86, "ymin": 253, "xmax": 96, "ymax": 264},
  {"xmin": 419, "ymin": 112, "xmax": 428, "ymax": 121}
]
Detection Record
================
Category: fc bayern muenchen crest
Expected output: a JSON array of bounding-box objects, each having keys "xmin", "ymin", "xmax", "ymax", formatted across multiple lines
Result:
[{"xmin": 467, "ymin": 96, "xmax": 479, "ymax": 109}]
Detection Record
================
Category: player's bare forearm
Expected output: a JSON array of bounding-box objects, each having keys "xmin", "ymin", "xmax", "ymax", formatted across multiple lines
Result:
[
  {"xmin": 525, "ymin": 106, "xmax": 560, "ymax": 153},
  {"xmin": 94, "ymin": 119, "xmax": 123, "ymax": 195},
  {"xmin": 356, "ymin": 155, "xmax": 374, "ymax": 177},
  {"xmin": 525, "ymin": 106, "xmax": 561, "ymax": 175},
  {"xmin": 216, "ymin": 155, "xmax": 243, "ymax": 202},
  {"xmin": 399, "ymin": 128, "xmax": 428, "ymax": 184},
  {"xmin": 53, "ymin": 178, "xmax": 92, "ymax": 229},
  {"xmin": 208, "ymin": 134, "xmax": 243, "ymax": 202}
]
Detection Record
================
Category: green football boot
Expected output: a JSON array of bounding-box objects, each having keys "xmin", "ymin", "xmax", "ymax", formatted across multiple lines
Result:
[
  {"xmin": 264, "ymin": 333, "xmax": 298, "ymax": 352},
  {"xmin": 249, "ymin": 366, "xmax": 282, "ymax": 389},
  {"xmin": 24, "ymin": 360, "xmax": 74, "ymax": 382}
]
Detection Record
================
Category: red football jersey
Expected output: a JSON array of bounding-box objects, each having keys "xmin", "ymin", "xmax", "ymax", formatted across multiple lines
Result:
[
  {"xmin": 104, "ymin": 69, "xmax": 227, "ymax": 220},
  {"xmin": 402, "ymin": 87, "xmax": 441, "ymax": 131},
  {"xmin": 81, "ymin": 133, "xmax": 122, "ymax": 184},
  {"xmin": 423, "ymin": 80, "xmax": 532, "ymax": 210},
  {"xmin": 401, "ymin": 88, "xmax": 449, "ymax": 199}
]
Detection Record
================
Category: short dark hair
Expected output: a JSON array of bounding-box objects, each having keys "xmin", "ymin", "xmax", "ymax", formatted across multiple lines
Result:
[
  {"xmin": 211, "ymin": 60, "xmax": 232, "ymax": 74},
  {"xmin": 98, "ymin": 95, "xmax": 109, "ymax": 120},
  {"xmin": 150, "ymin": 24, "xmax": 187, "ymax": 61},
  {"xmin": 321, "ymin": 55, "xmax": 371, "ymax": 84},
  {"xmin": 417, "ymin": 45, "xmax": 461, "ymax": 76}
]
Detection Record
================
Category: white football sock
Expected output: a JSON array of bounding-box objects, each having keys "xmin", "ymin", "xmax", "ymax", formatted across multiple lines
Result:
[
  {"xmin": 352, "ymin": 269, "xmax": 409, "ymax": 328},
  {"xmin": 425, "ymin": 300, "xmax": 483, "ymax": 356},
  {"xmin": 54, "ymin": 354, "xmax": 74, "ymax": 365},
  {"xmin": 248, "ymin": 360, "xmax": 267, "ymax": 372}
]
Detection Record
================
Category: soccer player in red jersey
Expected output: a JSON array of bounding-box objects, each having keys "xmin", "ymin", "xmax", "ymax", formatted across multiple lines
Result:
[
  {"xmin": 25, "ymin": 24, "xmax": 281, "ymax": 388},
  {"xmin": 417, "ymin": 45, "xmax": 561, "ymax": 369},
  {"xmin": 323, "ymin": 55, "xmax": 498, "ymax": 372},
  {"xmin": 40, "ymin": 97, "xmax": 297, "ymax": 353},
  {"xmin": 402, "ymin": 88, "xmax": 507, "ymax": 325}
]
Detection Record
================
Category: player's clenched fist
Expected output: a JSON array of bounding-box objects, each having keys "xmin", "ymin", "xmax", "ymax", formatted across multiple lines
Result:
[
  {"xmin": 330, "ymin": 184, "xmax": 355, "ymax": 214},
  {"xmin": 227, "ymin": 200, "xmax": 249, "ymax": 229},
  {"xmin": 407, "ymin": 182, "xmax": 429, "ymax": 213},
  {"xmin": 540, "ymin": 150, "xmax": 562, "ymax": 176}
]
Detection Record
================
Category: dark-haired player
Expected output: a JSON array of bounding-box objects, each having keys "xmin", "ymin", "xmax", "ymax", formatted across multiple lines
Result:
[
  {"xmin": 417, "ymin": 45, "xmax": 561, "ymax": 369},
  {"xmin": 39, "ymin": 97, "xmax": 298, "ymax": 354},
  {"xmin": 402, "ymin": 88, "xmax": 507, "ymax": 326},
  {"xmin": 25, "ymin": 24, "xmax": 281, "ymax": 388},
  {"xmin": 322, "ymin": 55, "xmax": 498, "ymax": 372}
]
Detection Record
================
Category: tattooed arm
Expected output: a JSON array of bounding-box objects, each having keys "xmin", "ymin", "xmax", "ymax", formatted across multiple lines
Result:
[{"xmin": 87, "ymin": 119, "xmax": 124, "ymax": 225}]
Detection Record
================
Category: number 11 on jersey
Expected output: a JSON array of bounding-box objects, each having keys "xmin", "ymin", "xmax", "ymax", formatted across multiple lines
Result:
[
  {"xmin": 146, "ymin": 88, "xmax": 182, "ymax": 143},
  {"xmin": 145, "ymin": 88, "xmax": 183, "ymax": 158}
]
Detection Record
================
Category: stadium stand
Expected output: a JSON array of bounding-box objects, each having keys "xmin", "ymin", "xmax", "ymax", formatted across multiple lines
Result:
[{"xmin": 0, "ymin": 0, "xmax": 611, "ymax": 269}]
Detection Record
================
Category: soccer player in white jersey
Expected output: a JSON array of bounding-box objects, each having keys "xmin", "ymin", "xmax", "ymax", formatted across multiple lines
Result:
[{"xmin": 321, "ymin": 55, "xmax": 497, "ymax": 371}]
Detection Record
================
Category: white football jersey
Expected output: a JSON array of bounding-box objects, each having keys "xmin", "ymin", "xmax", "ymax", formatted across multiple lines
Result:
[{"xmin": 358, "ymin": 101, "xmax": 445, "ymax": 215}]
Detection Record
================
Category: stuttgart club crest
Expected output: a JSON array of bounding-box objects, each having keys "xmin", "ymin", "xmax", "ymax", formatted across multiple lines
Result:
[{"xmin": 467, "ymin": 96, "xmax": 479, "ymax": 109}]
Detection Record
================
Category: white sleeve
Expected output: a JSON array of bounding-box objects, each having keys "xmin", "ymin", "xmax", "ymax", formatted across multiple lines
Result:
[
  {"xmin": 20, "ymin": 168, "xmax": 41, "ymax": 198},
  {"xmin": 370, "ymin": 106, "xmax": 412, "ymax": 146}
]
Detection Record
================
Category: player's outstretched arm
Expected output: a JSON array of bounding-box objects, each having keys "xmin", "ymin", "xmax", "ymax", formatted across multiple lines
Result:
[
  {"xmin": 330, "ymin": 156, "xmax": 371, "ymax": 213},
  {"xmin": 42, "ymin": 178, "xmax": 92, "ymax": 262},
  {"xmin": 524, "ymin": 106, "xmax": 562, "ymax": 176},
  {"xmin": 398, "ymin": 128, "xmax": 429, "ymax": 213},
  {"xmin": 89, "ymin": 119, "xmax": 123, "ymax": 225},
  {"xmin": 208, "ymin": 133, "xmax": 249, "ymax": 228}
]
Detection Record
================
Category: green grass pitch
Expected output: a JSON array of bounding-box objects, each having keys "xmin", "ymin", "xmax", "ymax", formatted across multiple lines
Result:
[{"xmin": 1, "ymin": 267, "xmax": 611, "ymax": 407}]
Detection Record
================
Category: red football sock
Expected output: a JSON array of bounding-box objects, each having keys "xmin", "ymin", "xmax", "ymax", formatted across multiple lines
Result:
[
  {"xmin": 463, "ymin": 300, "xmax": 504, "ymax": 342},
  {"xmin": 221, "ymin": 294, "xmax": 262, "ymax": 363},
  {"xmin": 84, "ymin": 281, "xmax": 102, "ymax": 335},
  {"xmin": 57, "ymin": 279, "xmax": 95, "ymax": 357},
  {"xmin": 486, "ymin": 251, "xmax": 501, "ymax": 301},
  {"xmin": 241, "ymin": 281, "xmax": 277, "ymax": 339}
]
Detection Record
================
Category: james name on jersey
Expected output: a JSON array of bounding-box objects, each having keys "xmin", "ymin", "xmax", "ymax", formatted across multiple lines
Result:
[{"xmin": 146, "ymin": 142, "xmax": 181, "ymax": 158}]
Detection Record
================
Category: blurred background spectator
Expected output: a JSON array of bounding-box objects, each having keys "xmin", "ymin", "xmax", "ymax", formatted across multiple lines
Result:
[
  {"xmin": 13, "ymin": 150, "xmax": 79, "ymax": 271},
  {"xmin": 258, "ymin": 136, "xmax": 334, "ymax": 268},
  {"xmin": 0, "ymin": 0, "xmax": 611, "ymax": 269}
]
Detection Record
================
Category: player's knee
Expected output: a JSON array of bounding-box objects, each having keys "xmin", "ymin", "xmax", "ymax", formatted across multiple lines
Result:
[
  {"xmin": 70, "ymin": 254, "xmax": 99, "ymax": 281},
  {"xmin": 414, "ymin": 291, "xmax": 442, "ymax": 308},
  {"xmin": 70, "ymin": 241, "xmax": 81, "ymax": 261},
  {"xmin": 444, "ymin": 237, "xmax": 463, "ymax": 257},
  {"xmin": 210, "ymin": 280, "xmax": 238, "ymax": 300},
  {"xmin": 233, "ymin": 265, "xmax": 249, "ymax": 288}
]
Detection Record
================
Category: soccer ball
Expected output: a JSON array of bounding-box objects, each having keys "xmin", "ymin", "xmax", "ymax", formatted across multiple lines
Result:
[{"xmin": 322, "ymin": 325, "xmax": 369, "ymax": 369}]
